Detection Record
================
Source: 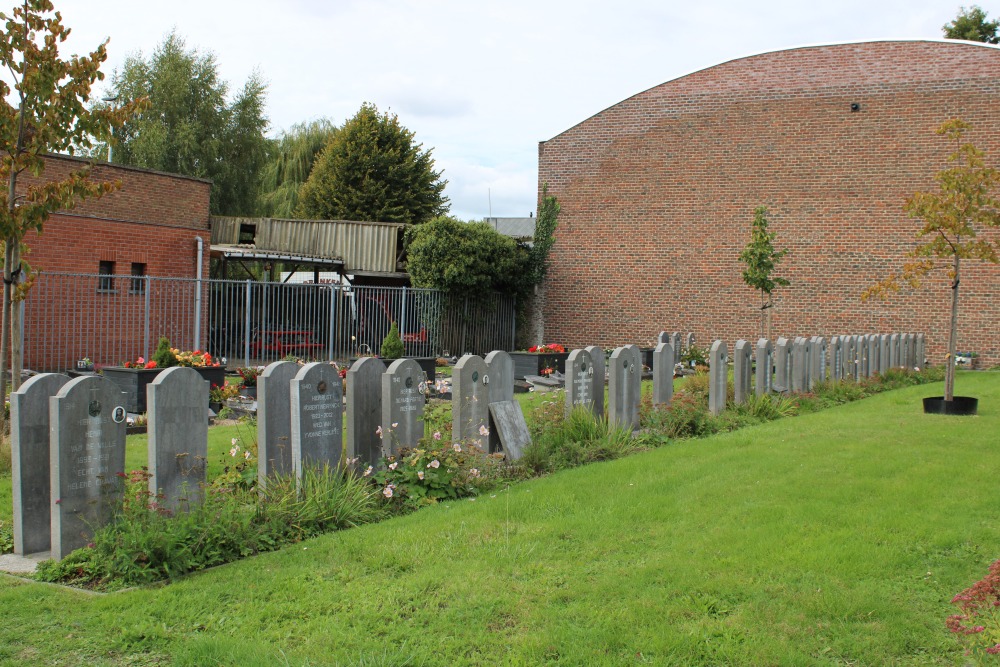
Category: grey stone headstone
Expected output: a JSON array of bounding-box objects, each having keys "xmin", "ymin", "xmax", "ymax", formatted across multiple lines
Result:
[
  {"xmin": 488, "ymin": 401, "xmax": 530, "ymax": 461},
  {"xmin": 670, "ymin": 333, "xmax": 682, "ymax": 361},
  {"xmin": 12, "ymin": 373, "xmax": 70, "ymax": 555},
  {"xmin": 291, "ymin": 362, "xmax": 344, "ymax": 478},
  {"xmin": 842, "ymin": 335, "xmax": 858, "ymax": 381},
  {"xmin": 453, "ymin": 354, "xmax": 490, "ymax": 450},
  {"xmin": 148, "ymin": 367, "xmax": 208, "ymax": 511},
  {"xmin": 583, "ymin": 345, "xmax": 606, "ymax": 418},
  {"xmin": 346, "ymin": 357, "xmax": 386, "ymax": 468},
  {"xmin": 879, "ymin": 334, "xmax": 891, "ymax": 375},
  {"xmin": 258, "ymin": 360, "xmax": 300, "ymax": 486},
  {"xmin": 810, "ymin": 336, "xmax": 827, "ymax": 388},
  {"xmin": 566, "ymin": 348, "xmax": 597, "ymax": 417},
  {"xmin": 829, "ymin": 336, "xmax": 843, "ymax": 381},
  {"xmin": 685, "ymin": 333, "xmax": 696, "ymax": 353},
  {"xmin": 49, "ymin": 375, "xmax": 127, "ymax": 561},
  {"xmin": 608, "ymin": 345, "xmax": 641, "ymax": 430},
  {"xmin": 774, "ymin": 337, "xmax": 791, "ymax": 392},
  {"xmin": 381, "ymin": 358, "xmax": 425, "ymax": 456},
  {"xmin": 915, "ymin": 334, "xmax": 926, "ymax": 371},
  {"xmin": 904, "ymin": 333, "xmax": 916, "ymax": 369},
  {"xmin": 866, "ymin": 335, "xmax": 880, "ymax": 378},
  {"xmin": 708, "ymin": 340, "xmax": 728, "ymax": 415},
  {"xmin": 657, "ymin": 331, "xmax": 670, "ymax": 344},
  {"xmin": 733, "ymin": 340, "xmax": 752, "ymax": 405},
  {"xmin": 856, "ymin": 335, "xmax": 869, "ymax": 379},
  {"xmin": 791, "ymin": 337, "xmax": 810, "ymax": 393},
  {"xmin": 889, "ymin": 333, "xmax": 900, "ymax": 369},
  {"xmin": 755, "ymin": 338, "xmax": 773, "ymax": 396},
  {"xmin": 652, "ymin": 342, "xmax": 675, "ymax": 406},
  {"xmin": 485, "ymin": 350, "xmax": 514, "ymax": 453}
]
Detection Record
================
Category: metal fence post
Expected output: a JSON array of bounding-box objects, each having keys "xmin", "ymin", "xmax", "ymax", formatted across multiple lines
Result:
[
  {"xmin": 327, "ymin": 284, "xmax": 336, "ymax": 362},
  {"xmin": 400, "ymin": 285, "xmax": 408, "ymax": 341},
  {"xmin": 143, "ymin": 276, "xmax": 151, "ymax": 360},
  {"xmin": 244, "ymin": 279, "xmax": 252, "ymax": 367}
]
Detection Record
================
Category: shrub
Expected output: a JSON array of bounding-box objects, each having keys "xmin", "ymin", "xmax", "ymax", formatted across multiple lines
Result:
[
  {"xmin": 380, "ymin": 321, "xmax": 404, "ymax": 359},
  {"xmin": 151, "ymin": 336, "xmax": 178, "ymax": 368},
  {"xmin": 0, "ymin": 518, "xmax": 12, "ymax": 554},
  {"xmin": 519, "ymin": 407, "xmax": 636, "ymax": 475}
]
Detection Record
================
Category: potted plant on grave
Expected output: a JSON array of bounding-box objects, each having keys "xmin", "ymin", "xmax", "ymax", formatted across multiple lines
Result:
[
  {"xmin": 863, "ymin": 119, "xmax": 1000, "ymax": 415},
  {"xmin": 236, "ymin": 366, "xmax": 261, "ymax": 398},
  {"xmin": 102, "ymin": 337, "xmax": 226, "ymax": 413},
  {"xmin": 509, "ymin": 343, "xmax": 569, "ymax": 380}
]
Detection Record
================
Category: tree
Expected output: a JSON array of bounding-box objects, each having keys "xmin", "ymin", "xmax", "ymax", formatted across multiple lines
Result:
[
  {"xmin": 0, "ymin": 0, "xmax": 136, "ymax": 406},
  {"xmin": 258, "ymin": 118, "xmax": 337, "ymax": 218},
  {"xmin": 297, "ymin": 103, "xmax": 448, "ymax": 224},
  {"xmin": 405, "ymin": 216, "xmax": 529, "ymax": 295},
  {"xmin": 862, "ymin": 119, "xmax": 1000, "ymax": 403},
  {"xmin": 738, "ymin": 206, "xmax": 790, "ymax": 340},
  {"xmin": 943, "ymin": 5, "xmax": 1000, "ymax": 43},
  {"xmin": 105, "ymin": 31, "xmax": 269, "ymax": 215}
]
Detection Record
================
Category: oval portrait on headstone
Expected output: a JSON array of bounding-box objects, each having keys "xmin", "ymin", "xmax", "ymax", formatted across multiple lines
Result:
[
  {"xmin": 483, "ymin": 374, "xmax": 489, "ymax": 385},
  {"xmin": 112, "ymin": 406, "xmax": 127, "ymax": 424},
  {"xmin": 472, "ymin": 371, "xmax": 479, "ymax": 383},
  {"xmin": 405, "ymin": 376, "xmax": 413, "ymax": 389},
  {"xmin": 317, "ymin": 380, "xmax": 328, "ymax": 394}
]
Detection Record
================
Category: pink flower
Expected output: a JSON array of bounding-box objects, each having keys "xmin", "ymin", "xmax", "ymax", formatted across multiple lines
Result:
[
  {"xmin": 453, "ymin": 443, "xmax": 462, "ymax": 453},
  {"xmin": 479, "ymin": 425, "xmax": 490, "ymax": 437},
  {"xmin": 375, "ymin": 425, "xmax": 383, "ymax": 438},
  {"xmin": 389, "ymin": 462, "xmax": 398, "ymax": 470},
  {"xmin": 363, "ymin": 466, "xmax": 373, "ymax": 477},
  {"xmin": 392, "ymin": 422, "xmax": 398, "ymax": 428},
  {"xmin": 417, "ymin": 471, "xmax": 424, "ymax": 480},
  {"xmin": 470, "ymin": 468, "xmax": 480, "ymax": 478},
  {"xmin": 428, "ymin": 459, "xmax": 440, "ymax": 469},
  {"xmin": 383, "ymin": 485, "xmax": 394, "ymax": 498},
  {"xmin": 433, "ymin": 431, "xmax": 442, "ymax": 440}
]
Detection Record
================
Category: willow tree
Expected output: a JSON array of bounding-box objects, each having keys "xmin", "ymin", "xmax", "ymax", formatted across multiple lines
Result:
[
  {"xmin": 0, "ymin": 0, "xmax": 136, "ymax": 405},
  {"xmin": 862, "ymin": 119, "xmax": 1000, "ymax": 403}
]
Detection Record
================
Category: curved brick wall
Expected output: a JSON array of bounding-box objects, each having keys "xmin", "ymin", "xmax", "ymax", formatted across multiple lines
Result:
[{"xmin": 538, "ymin": 40, "xmax": 1000, "ymax": 366}]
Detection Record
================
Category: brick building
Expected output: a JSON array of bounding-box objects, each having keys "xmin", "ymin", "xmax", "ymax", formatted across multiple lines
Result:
[
  {"xmin": 22, "ymin": 155, "xmax": 211, "ymax": 370},
  {"xmin": 537, "ymin": 40, "xmax": 1000, "ymax": 366}
]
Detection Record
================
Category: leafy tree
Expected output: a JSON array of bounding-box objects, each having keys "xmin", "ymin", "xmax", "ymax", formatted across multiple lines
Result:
[
  {"xmin": 943, "ymin": 5, "xmax": 1000, "ymax": 43},
  {"xmin": 105, "ymin": 31, "xmax": 270, "ymax": 215},
  {"xmin": 258, "ymin": 118, "xmax": 337, "ymax": 218},
  {"xmin": 0, "ymin": 0, "xmax": 137, "ymax": 403},
  {"xmin": 863, "ymin": 119, "xmax": 1000, "ymax": 403},
  {"xmin": 738, "ymin": 206, "xmax": 790, "ymax": 340},
  {"xmin": 405, "ymin": 216, "xmax": 529, "ymax": 295},
  {"xmin": 297, "ymin": 103, "xmax": 448, "ymax": 224}
]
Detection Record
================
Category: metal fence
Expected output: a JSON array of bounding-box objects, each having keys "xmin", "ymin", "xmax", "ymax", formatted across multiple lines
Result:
[{"xmin": 24, "ymin": 273, "xmax": 516, "ymax": 372}]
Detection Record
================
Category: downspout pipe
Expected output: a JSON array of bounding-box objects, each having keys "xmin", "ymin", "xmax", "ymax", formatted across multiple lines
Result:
[{"xmin": 194, "ymin": 236, "xmax": 204, "ymax": 352}]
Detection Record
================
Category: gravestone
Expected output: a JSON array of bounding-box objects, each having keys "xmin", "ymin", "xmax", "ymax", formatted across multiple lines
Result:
[
  {"xmin": 566, "ymin": 348, "xmax": 597, "ymax": 417},
  {"xmin": 774, "ymin": 337, "xmax": 791, "ymax": 392},
  {"xmin": 733, "ymin": 340, "xmax": 752, "ymax": 405},
  {"xmin": 889, "ymin": 333, "xmax": 900, "ymax": 369},
  {"xmin": 829, "ymin": 336, "xmax": 843, "ymax": 381},
  {"xmin": 485, "ymin": 350, "xmax": 515, "ymax": 454},
  {"xmin": 12, "ymin": 373, "xmax": 70, "ymax": 555},
  {"xmin": 147, "ymin": 367, "xmax": 208, "ymax": 511},
  {"xmin": 791, "ymin": 337, "xmax": 810, "ymax": 393},
  {"xmin": 810, "ymin": 336, "xmax": 827, "ymax": 388},
  {"xmin": 904, "ymin": 333, "xmax": 916, "ymax": 369},
  {"xmin": 453, "ymin": 354, "xmax": 490, "ymax": 450},
  {"xmin": 49, "ymin": 375, "xmax": 127, "ymax": 561},
  {"xmin": 488, "ymin": 401, "xmax": 530, "ymax": 461},
  {"xmin": 755, "ymin": 338, "xmax": 773, "ymax": 396},
  {"xmin": 258, "ymin": 360, "xmax": 299, "ymax": 487},
  {"xmin": 915, "ymin": 333, "xmax": 926, "ymax": 371},
  {"xmin": 652, "ymin": 342, "xmax": 675, "ymax": 406},
  {"xmin": 842, "ymin": 335, "xmax": 857, "ymax": 381},
  {"xmin": 291, "ymin": 362, "xmax": 344, "ymax": 478},
  {"xmin": 657, "ymin": 331, "xmax": 670, "ymax": 344},
  {"xmin": 708, "ymin": 340, "xmax": 728, "ymax": 415},
  {"xmin": 685, "ymin": 333, "xmax": 696, "ymax": 354},
  {"xmin": 608, "ymin": 345, "xmax": 641, "ymax": 430},
  {"xmin": 381, "ymin": 358, "xmax": 425, "ymax": 456},
  {"xmin": 583, "ymin": 345, "xmax": 606, "ymax": 418},
  {"xmin": 856, "ymin": 335, "xmax": 869, "ymax": 379},
  {"xmin": 879, "ymin": 334, "xmax": 891, "ymax": 375},
  {"xmin": 866, "ymin": 335, "xmax": 880, "ymax": 378},
  {"xmin": 346, "ymin": 357, "xmax": 386, "ymax": 467}
]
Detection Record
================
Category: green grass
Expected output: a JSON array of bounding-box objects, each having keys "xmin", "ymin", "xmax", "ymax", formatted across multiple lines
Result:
[{"xmin": 0, "ymin": 374, "xmax": 997, "ymax": 664}]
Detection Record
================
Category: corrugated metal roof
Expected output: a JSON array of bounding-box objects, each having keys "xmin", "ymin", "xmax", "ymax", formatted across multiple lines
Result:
[
  {"xmin": 483, "ymin": 217, "xmax": 536, "ymax": 240},
  {"xmin": 210, "ymin": 216, "xmax": 403, "ymax": 274}
]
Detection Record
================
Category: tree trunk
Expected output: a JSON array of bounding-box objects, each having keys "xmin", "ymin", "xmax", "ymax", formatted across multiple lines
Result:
[
  {"xmin": 0, "ymin": 217, "xmax": 13, "ymax": 437},
  {"xmin": 945, "ymin": 256, "xmax": 960, "ymax": 402},
  {"xmin": 10, "ymin": 241, "xmax": 22, "ymax": 391}
]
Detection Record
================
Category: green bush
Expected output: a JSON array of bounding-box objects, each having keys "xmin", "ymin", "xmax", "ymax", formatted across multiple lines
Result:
[
  {"xmin": 0, "ymin": 518, "xmax": 12, "ymax": 554},
  {"xmin": 151, "ymin": 336, "xmax": 178, "ymax": 368},
  {"xmin": 380, "ymin": 321, "xmax": 404, "ymax": 359},
  {"xmin": 519, "ymin": 407, "xmax": 637, "ymax": 475}
]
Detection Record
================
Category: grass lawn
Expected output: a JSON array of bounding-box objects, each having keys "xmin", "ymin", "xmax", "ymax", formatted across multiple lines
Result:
[{"xmin": 0, "ymin": 373, "xmax": 997, "ymax": 665}]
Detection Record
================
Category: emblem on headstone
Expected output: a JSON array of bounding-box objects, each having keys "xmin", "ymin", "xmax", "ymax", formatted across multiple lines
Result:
[
  {"xmin": 112, "ymin": 406, "xmax": 127, "ymax": 424},
  {"xmin": 88, "ymin": 399, "xmax": 101, "ymax": 417},
  {"xmin": 317, "ymin": 380, "xmax": 327, "ymax": 393},
  {"xmin": 405, "ymin": 377, "xmax": 413, "ymax": 389}
]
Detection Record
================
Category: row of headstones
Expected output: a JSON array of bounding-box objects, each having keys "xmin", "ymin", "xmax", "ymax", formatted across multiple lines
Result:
[
  {"xmin": 704, "ymin": 333, "xmax": 925, "ymax": 415},
  {"xmin": 10, "ymin": 352, "xmax": 531, "ymax": 560}
]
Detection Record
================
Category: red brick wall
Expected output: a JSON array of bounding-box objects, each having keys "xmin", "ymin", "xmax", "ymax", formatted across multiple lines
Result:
[
  {"xmin": 20, "ymin": 155, "xmax": 212, "ymax": 371},
  {"xmin": 538, "ymin": 40, "xmax": 1000, "ymax": 367}
]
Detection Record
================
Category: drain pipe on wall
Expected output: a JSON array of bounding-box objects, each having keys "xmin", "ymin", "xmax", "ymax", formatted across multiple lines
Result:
[{"xmin": 194, "ymin": 236, "xmax": 204, "ymax": 351}]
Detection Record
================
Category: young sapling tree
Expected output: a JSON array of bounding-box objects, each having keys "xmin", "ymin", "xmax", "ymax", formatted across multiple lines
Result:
[{"xmin": 739, "ymin": 206, "xmax": 790, "ymax": 340}]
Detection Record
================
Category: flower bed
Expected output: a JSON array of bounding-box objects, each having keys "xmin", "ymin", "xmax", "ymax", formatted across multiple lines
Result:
[{"xmin": 102, "ymin": 366, "xmax": 226, "ymax": 413}]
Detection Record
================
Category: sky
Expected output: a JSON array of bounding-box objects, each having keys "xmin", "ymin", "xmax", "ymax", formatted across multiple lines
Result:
[{"xmin": 47, "ymin": 0, "xmax": 998, "ymax": 220}]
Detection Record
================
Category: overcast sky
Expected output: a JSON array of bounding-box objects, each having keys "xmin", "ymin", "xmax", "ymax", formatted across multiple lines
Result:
[{"xmin": 50, "ymin": 0, "xmax": 996, "ymax": 220}]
